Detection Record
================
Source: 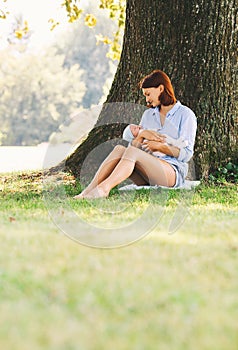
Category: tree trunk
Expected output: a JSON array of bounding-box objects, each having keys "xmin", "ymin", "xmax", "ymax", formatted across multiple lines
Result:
[{"xmin": 65, "ymin": 0, "xmax": 237, "ymax": 179}]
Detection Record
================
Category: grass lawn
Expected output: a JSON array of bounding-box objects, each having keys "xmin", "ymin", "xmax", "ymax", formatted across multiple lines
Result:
[{"xmin": 0, "ymin": 171, "xmax": 237, "ymax": 350}]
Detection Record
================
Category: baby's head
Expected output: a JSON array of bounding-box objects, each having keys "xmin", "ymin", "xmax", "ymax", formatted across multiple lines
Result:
[
  {"xmin": 130, "ymin": 124, "xmax": 142, "ymax": 137},
  {"xmin": 123, "ymin": 124, "xmax": 142, "ymax": 142}
]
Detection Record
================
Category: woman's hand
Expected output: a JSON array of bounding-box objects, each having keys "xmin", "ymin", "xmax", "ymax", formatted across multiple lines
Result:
[
  {"xmin": 135, "ymin": 130, "xmax": 166, "ymax": 143},
  {"xmin": 142, "ymin": 140, "xmax": 164, "ymax": 153},
  {"xmin": 142, "ymin": 140, "xmax": 180, "ymax": 158}
]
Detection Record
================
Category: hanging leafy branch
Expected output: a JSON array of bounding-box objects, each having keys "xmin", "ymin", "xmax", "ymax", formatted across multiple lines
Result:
[
  {"xmin": 0, "ymin": 0, "xmax": 126, "ymax": 61},
  {"xmin": 96, "ymin": 0, "xmax": 126, "ymax": 60},
  {"xmin": 56, "ymin": 0, "xmax": 126, "ymax": 61},
  {"xmin": 6, "ymin": 14, "xmax": 32, "ymax": 44},
  {"xmin": 61, "ymin": 0, "xmax": 83, "ymax": 23},
  {"xmin": 0, "ymin": 0, "xmax": 9, "ymax": 19},
  {"xmin": 13, "ymin": 19, "xmax": 29, "ymax": 39}
]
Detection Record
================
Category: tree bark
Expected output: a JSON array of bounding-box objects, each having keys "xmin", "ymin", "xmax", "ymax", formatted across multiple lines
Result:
[{"xmin": 65, "ymin": 0, "xmax": 237, "ymax": 179}]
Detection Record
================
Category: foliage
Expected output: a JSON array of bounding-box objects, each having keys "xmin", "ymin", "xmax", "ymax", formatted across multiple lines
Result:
[
  {"xmin": 0, "ymin": 47, "xmax": 86, "ymax": 145},
  {"xmin": 0, "ymin": 0, "xmax": 9, "ymax": 19},
  {"xmin": 7, "ymin": 14, "xmax": 30, "ymax": 41},
  {"xmin": 208, "ymin": 161, "xmax": 238, "ymax": 184},
  {"xmin": 60, "ymin": 0, "xmax": 126, "ymax": 61},
  {"xmin": 54, "ymin": 9, "xmax": 118, "ymax": 108},
  {"xmin": 62, "ymin": 0, "xmax": 83, "ymax": 23},
  {"xmin": 0, "ymin": 0, "xmax": 125, "ymax": 61},
  {"xmin": 0, "ymin": 2, "xmax": 119, "ymax": 146},
  {"xmin": 97, "ymin": 0, "xmax": 125, "ymax": 60}
]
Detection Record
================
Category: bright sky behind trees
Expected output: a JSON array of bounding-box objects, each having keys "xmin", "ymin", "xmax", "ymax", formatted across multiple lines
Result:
[{"xmin": 0, "ymin": 0, "xmax": 88, "ymax": 49}]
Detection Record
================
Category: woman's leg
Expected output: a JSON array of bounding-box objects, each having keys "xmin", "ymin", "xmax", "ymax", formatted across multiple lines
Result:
[
  {"xmin": 129, "ymin": 168, "xmax": 149, "ymax": 186},
  {"xmin": 74, "ymin": 145, "xmax": 126, "ymax": 198},
  {"xmin": 74, "ymin": 145, "xmax": 148, "ymax": 199},
  {"xmin": 84, "ymin": 146, "xmax": 176, "ymax": 198}
]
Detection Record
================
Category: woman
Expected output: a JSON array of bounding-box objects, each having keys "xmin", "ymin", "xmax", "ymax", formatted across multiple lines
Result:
[{"xmin": 74, "ymin": 70, "xmax": 197, "ymax": 199}]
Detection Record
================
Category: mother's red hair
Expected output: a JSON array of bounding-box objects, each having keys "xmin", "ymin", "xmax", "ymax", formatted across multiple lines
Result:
[{"xmin": 139, "ymin": 70, "xmax": 176, "ymax": 106}]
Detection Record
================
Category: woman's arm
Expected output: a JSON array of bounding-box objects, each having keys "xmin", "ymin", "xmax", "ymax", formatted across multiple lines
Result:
[
  {"xmin": 139, "ymin": 104, "xmax": 197, "ymax": 162},
  {"xmin": 176, "ymin": 110, "xmax": 197, "ymax": 162},
  {"xmin": 143, "ymin": 140, "xmax": 180, "ymax": 158},
  {"xmin": 134, "ymin": 129, "xmax": 166, "ymax": 143}
]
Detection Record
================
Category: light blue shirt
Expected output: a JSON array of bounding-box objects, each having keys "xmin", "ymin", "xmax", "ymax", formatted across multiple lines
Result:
[{"xmin": 139, "ymin": 101, "xmax": 197, "ymax": 178}]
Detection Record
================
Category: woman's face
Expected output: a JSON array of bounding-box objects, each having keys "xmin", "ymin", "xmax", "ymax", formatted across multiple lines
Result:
[{"xmin": 142, "ymin": 85, "xmax": 164, "ymax": 107}]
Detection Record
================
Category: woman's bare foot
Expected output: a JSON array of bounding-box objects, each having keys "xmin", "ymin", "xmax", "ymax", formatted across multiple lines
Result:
[
  {"xmin": 83, "ymin": 185, "xmax": 109, "ymax": 199},
  {"xmin": 73, "ymin": 186, "xmax": 96, "ymax": 199},
  {"xmin": 73, "ymin": 193, "xmax": 85, "ymax": 199}
]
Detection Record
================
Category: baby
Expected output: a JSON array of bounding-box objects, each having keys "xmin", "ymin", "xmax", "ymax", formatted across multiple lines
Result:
[{"xmin": 123, "ymin": 124, "xmax": 188, "ymax": 157}]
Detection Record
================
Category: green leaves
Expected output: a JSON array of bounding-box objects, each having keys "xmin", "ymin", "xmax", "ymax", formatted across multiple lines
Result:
[
  {"xmin": 1, "ymin": 0, "xmax": 125, "ymax": 62},
  {"xmin": 60, "ymin": 0, "xmax": 125, "ymax": 61},
  {"xmin": 208, "ymin": 161, "xmax": 238, "ymax": 184},
  {"xmin": 98, "ymin": 0, "xmax": 126, "ymax": 61},
  {"xmin": 61, "ymin": 0, "xmax": 83, "ymax": 23},
  {"xmin": 84, "ymin": 13, "xmax": 97, "ymax": 27}
]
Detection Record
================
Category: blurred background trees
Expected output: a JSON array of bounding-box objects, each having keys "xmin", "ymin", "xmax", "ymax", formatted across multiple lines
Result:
[
  {"xmin": 0, "ymin": 46, "xmax": 85, "ymax": 145},
  {"xmin": 54, "ymin": 4, "xmax": 118, "ymax": 109},
  {"xmin": 0, "ymin": 2, "xmax": 119, "ymax": 146}
]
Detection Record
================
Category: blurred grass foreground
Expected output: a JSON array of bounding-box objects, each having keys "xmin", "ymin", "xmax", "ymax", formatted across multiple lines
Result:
[{"xmin": 0, "ymin": 171, "xmax": 237, "ymax": 350}]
